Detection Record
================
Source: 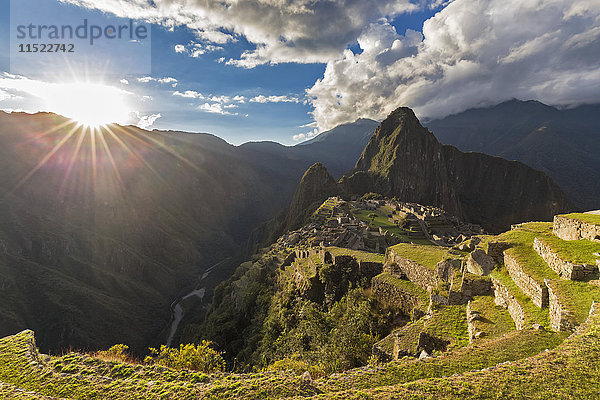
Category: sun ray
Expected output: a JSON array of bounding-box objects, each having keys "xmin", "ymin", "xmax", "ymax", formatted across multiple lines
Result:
[
  {"xmin": 97, "ymin": 126, "xmax": 123, "ymax": 188},
  {"xmin": 7, "ymin": 123, "xmax": 81, "ymax": 196},
  {"xmin": 17, "ymin": 119, "xmax": 78, "ymax": 147},
  {"xmin": 58, "ymin": 126, "xmax": 87, "ymax": 197},
  {"xmin": 103, "ymin": 125, "xmax": 169, "ymax": 187}
]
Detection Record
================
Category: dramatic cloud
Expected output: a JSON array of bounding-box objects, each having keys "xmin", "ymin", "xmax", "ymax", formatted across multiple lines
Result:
[
  {"xmin": 308, "ymin": 0, "xmax": 600, "ymax": 129},
  {"xmin": 60, "ymin": 0, "xmax": 419, "ymax": 67}
]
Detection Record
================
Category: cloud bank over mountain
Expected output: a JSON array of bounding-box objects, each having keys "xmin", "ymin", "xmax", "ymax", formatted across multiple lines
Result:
[{"xmin": 309, "ymin": 0, "xmax": 600, "ymax": 129}]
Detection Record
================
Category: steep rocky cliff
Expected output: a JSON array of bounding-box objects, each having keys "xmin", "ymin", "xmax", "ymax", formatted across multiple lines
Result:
[{"xmin": 341, "ymin": 107, "xmax": 571, "ymax": 232}]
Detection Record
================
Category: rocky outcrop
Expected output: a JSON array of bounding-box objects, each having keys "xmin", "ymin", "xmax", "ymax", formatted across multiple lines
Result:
[
  {"xmin": 466, "ymin": 249, "xmax": 496, "ymax": 275},
  {"xmin": 491, "ymin": 276, "xmax": 527, "ymax": 330},
  {"xmin": 504, "ymin": 252, "xmax": 548, "ymax": 308},
  {"xmin": 341, "ymin": 107, "xmax": 570, "ymax": 232},
  {"xmin": 553, "ymin": 215, "xmax": 600, "ymax": 242},
  {"xmin": 533, "ymin": 238, "xmax": 598, "ymax": 280}
]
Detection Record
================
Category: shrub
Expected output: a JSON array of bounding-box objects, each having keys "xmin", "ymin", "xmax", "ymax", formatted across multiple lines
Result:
[
  {"xmin": 95, "ymin": 344, "xmax": 130, "ymax": 363},
  {"xmin": 146, "ymin": 342, "xmax": 225, "ymax": 373}
]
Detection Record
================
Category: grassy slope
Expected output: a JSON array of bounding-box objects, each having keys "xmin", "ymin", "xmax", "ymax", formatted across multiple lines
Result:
[
  {"xmin": 469, "ymin": 296, "xmax": 515, "ymax": 340},
  {"xmin": 0, "ymin": 331, "xmax": 318, "ymax": 400}
]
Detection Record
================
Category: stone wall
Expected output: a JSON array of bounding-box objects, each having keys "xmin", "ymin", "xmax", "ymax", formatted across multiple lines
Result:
[
  {"xmin": 371, "ymin": 275, "xmax": 427, "ymax": 316},
  {"xmin": 386, "ymin": 250, "xmax": 439, "ymax": 291},
  {"xmin": 545, "ymin": 279, "xmax": 577, "ymax": 332},
  {"xmin": 554, "ymin": 215, "xmax": 600, "ymax": 242},
  {"xmin": 533, "ymin": 238, "xmax": 598, "ymax": 281},
  {"xmin": 504, "ymin": 252, "xmax": 548, "ymax": 308},
  {"xmin": 491, "ymin": 276, "xmax": 526, "ymax": 330}
]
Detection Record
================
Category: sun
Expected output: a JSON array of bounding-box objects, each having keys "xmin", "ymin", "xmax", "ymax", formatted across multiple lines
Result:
[{"xmin": 43, "ymin": 82, "xmax": 131, "ymax": 128}]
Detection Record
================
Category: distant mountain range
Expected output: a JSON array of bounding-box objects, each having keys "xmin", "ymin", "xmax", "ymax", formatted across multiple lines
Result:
[{"xmin": 426, "ymin": 100, "xmax": 600, "ymax": 210}]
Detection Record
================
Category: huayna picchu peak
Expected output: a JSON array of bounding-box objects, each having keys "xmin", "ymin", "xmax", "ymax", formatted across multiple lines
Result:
[{"xmin": 342, "ymin": 107, "xmax": 571, "ymax": 232}]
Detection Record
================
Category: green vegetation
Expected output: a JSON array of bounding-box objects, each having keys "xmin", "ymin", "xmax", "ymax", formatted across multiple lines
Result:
[
  {"xmin": 469, "ymin": 296, "xmax": 515, "ymax": 340},
  {"xmin": 258, "ymin": 288, "xmax": 401, "ymax": 374},
  {"xmin": 558, "ymin": 212, "xmax": 600, "ymax": 227},
  {"xmin": 490, "ymin": 267, "xmax": 550, "ymax": 328},
  {"xmin": 388, "ymin": 242, "xmax": 451, "ymax": 269},
  {"xmin": 538, "ymin": 235, "xmax": 600, "ymax": 265},
  {"xmin": 146, "ymin": 342, "xmax": 225, "ymax": 373}
]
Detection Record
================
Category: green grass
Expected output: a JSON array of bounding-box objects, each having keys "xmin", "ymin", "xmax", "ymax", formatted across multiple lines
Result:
[
  {"xmin": 546, "ymin": 280, "xmax": 600, "ymax": 325},
  {"xmin": 0, "ymin": 331, "xmax": 319, "ymax": 400},
  {"xmin": 490, "ymin": 268, "xmax": 550, "ymax": 328},
  {"xmin": 469, "ymin": 296, "xmax": 515, "ymax": 340},
  {"xmin": 324, "ymin": 247, "xmax": 385, "ymax": 264},
  {"xmin": 390, "ymin": 305, "xmax": 469, "ymax": 356},
  {"xmin": 538, "ymin": 235, "xmax": 600, "ymax": 265},
  {"xmin": 558, "ymin": 213, "xmax": 600, "ymax": 227},
  {"xmin": 317, "ymin": 328, "xmax": 565, "ymax": 393},
  {"xmin": 351, "ymin": 208, "xmax": 407, "ymax": 239},
  {"xmin": 388, "ymin": 243, "xmax": 453, "ymax": 270},
  {"xmin": 495, "ymin": 225, "xmax": 560, "ymax": 284}
]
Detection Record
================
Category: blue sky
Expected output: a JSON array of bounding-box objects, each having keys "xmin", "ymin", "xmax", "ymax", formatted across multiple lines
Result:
[
  {"xmin": 0, "ymin": 0, "xmax": 440, "ymax": 145},
  {"xmin": 0, "ymin": 0, "xmax": 598, "ymax": 145}
]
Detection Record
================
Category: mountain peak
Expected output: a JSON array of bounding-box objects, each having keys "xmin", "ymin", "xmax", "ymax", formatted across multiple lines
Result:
[{"xmin": 344, "ymin": 106, "xmax": 570, "ymax": 231}]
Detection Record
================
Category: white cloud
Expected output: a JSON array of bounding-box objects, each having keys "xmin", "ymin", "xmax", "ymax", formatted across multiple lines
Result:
[
  {"xmin": 249, "ymin": 95, "xmax": 301, "ymax": 103},
  {"xmin": 119, "ymin": 79, "xmax": 129, "ymax": 85},
  {"xmin": 173, "ymin": 90, "xmax": 205, "ymax": 99},
  {"xmin": 175, "ymin": 42, "xmax": 224, "ymax": 58},
  {"xmin": 292, "ymin": 128, "xmax": 320, "ymax": 142},
  {"xmin": 137, "ymin": 113, "xmax": 162, "ymax": 129},
  {"xmin": 137, "ymin": 76, "xmax": 178, "ymax": 87},
  {"xmin": 60, "ymin": 0, "xmax": 420, "ymax": 67},
  {"xmin": 198, "ymin": 102, "xmax": 237, "ymax": 115},
  {"xmin": 308, "ymin": 0, "xmax": 600, "ymax": 130}
]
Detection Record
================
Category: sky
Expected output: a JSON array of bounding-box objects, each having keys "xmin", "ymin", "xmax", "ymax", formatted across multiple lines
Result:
[{"xmin": 0, "ymin": 0, "xmax": 599, "ymax": 145}]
